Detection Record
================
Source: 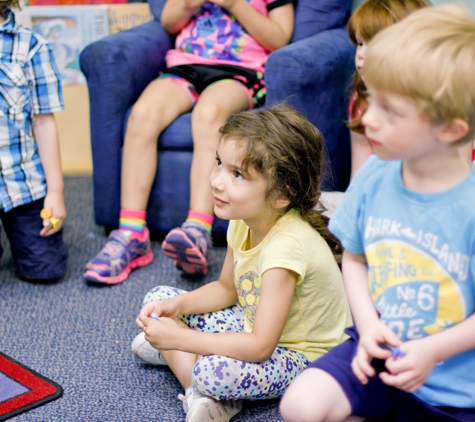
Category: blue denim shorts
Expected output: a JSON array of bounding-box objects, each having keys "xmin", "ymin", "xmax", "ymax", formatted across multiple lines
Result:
[
  {"xmin": 308, "ymin": 326, "xmax": 475, "ymax": 422},
  {"xmin": 0, "ymin": 199, "xmax": 67, "ymax": 280}
]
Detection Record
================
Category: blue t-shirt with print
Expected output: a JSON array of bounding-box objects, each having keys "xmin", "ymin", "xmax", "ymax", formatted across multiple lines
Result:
[{"xmin": 329, "ymin": 156, "xmax": 475, "ymax": 408}]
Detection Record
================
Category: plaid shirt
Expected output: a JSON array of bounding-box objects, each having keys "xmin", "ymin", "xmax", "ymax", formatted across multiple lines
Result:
[{"xmin": 0, "ymin": 10, "xmax": 63, "ymax": 212}]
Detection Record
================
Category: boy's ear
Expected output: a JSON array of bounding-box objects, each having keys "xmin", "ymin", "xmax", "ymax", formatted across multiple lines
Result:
[{"xmin": 438, "ymin": 118, "xmax": 469, "ymax": 144}]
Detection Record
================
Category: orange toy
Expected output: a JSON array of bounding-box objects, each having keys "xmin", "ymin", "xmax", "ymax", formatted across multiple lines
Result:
[
  {"xmin": 40, "ymin": 208, "xmax": 60, "ymax": 228},
  {"xmin": 40, "ymin": 208, "xmax": 52, "ymax": 219}
]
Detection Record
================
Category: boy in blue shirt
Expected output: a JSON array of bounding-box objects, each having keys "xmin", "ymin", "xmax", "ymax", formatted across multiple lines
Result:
[
  {"xmin": 0, "ymin": 0, "xmax": 67, "ymax": 281},
  {"xmin": 280, "ymin": 5, "xmax": 475, "ymax": 422}
]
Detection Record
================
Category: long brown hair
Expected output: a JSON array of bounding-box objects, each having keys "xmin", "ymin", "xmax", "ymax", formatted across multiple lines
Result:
[
  {"xmin": 219, "ymin": 103, "xmax": 343, "ymax": 261},
  {"xmin": 347, "ymin": 0, "xmax": 431, "ymax": 133}
]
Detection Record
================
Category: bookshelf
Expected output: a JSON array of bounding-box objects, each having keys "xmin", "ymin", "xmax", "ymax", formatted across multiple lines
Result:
[
  {"xmin": 16, "ymin": 2, "xmax": 154, "ymax": 175},
  {"xmin": 55, "ymin": 84, "xmax": 92, "ymax": 175}
]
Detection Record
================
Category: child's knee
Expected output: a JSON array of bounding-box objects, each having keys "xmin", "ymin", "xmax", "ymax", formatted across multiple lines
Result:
[
  {"xmin": 142, "ymin": 285, "xmax": 185, "ymax": 306},
  {"xmin": 280, "ymin": 391, "xmax": 329, "ymax": 422},
  {"xmin": 16, "ymin": 235, "xmax": 68, "ymax": 281},
  {"xmin": 129, "ymin": 101, "xmax": 161, "ymax": 129},
  {"xmin": 192, "ymin": 102, "xmax": 225, "ymax": 127}
]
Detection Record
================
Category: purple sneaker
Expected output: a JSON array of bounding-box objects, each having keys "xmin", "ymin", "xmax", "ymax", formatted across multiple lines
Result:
[
  {"xmin": 84, "ymin": 228, "xmax": 153, "ymax": 284},
  {"xmin": 162, "ymin": 222, "xmax": 211, "ymax": 275}
]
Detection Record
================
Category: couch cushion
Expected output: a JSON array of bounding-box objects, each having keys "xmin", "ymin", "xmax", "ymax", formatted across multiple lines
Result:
[{"xmin": 292, "ymin": 0, "xmax": 351, "ymax": 42}]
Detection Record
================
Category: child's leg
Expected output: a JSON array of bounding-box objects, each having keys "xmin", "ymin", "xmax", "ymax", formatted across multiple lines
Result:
[
  {"xmin": 350, "ymin": 130, "xmax": 373, "ymax": 180},
  {"xmin": 120, "ymin": 78, "xmax": 193, "ymax": 211},
  {"xmin": 1, "ymin": 199, "xmax": 67, "ymax": 281},
  {"xmin": 133, "ymin": 285, "xmax": 247, "ymax": 420},
  {"xmin": 133, "ymin": 285, "xmax": 245, "ymax": 372},
  {"xmin": 185, "ymin": 348, "xmax": 307, "ymax": 422},
  {"xmin": 84, "ymin": 79, "xmax": 193, "ymax": 285},
  {"xmin": 192, "ymin": 347, "xmax": 309, "ymax": 401},
  {"xmin": 280, "ymin": 368, "xmax": 357, "ymax": 422},
  {"xmin": 162, "ymin": 81, "xmax": 249, "ymax": 275}
]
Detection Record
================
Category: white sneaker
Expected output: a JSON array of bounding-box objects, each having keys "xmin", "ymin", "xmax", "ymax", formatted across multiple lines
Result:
[
  {"xmin": 178, "ymin": 386, "xmax": 242, "ymax": 422},
  {"xmin": 131, "ymin": 332, "xmax": 167, "ymax": 365}
]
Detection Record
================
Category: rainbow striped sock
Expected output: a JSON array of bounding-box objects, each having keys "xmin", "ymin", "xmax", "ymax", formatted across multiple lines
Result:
[
  {"xmin": 186, "ymin": 210, "xmax": 213, "ymax": 234},
  {"xmin": 119, "ymin": 209, "xmax": 146, "ymax": 237}
]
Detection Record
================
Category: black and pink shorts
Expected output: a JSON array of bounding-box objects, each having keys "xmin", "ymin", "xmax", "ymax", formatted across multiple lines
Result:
[{"xmin": 158, "ymin": 64, "xmax": 266, "ymax": 109}]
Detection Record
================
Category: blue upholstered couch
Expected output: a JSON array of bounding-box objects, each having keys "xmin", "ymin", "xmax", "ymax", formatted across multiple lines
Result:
[{"xmin": 79, "ymin": 0, "xmax": 355, "ymax": 237}]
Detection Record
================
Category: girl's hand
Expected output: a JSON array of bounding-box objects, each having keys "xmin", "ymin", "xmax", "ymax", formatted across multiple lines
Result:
[
  {"xmin": 379, "ymin": 337, "xmax": 439, "ymax": 392},
  {"xmin": 352, "ymin": 321, "xmax": 400, "ymax": 384},
  {"xmin": 183, "ymin": 0, "xmax": 207, "ymax": 9},
  {"xmin": 140, "ymin": 315, "xmax": 184, "ymax": 351},
  {"xmin": 135, "ymin": 299, "xmax": 180, "ymax": 329},
  {"xmin": 208, "ymin": 0, "xmax": 239, "ymax": 10},
  {"xmin": 40, "ymin": 192, "xmax": 66, "ymax": 236}
]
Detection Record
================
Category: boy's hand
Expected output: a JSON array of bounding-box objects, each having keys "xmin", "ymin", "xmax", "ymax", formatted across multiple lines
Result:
[
  {"xmin": 135, "ymin": 299, "xmax": 180, "ymax": 329},
  {"xmin": 40, "ymin": 192, "xmax": 66, "ymax": 236},
  {"xmin": 352, "ymin": 320, "xmax": 401, "ymax": 384},
  {"xmin": 380, "ymin": 337, "xmax": 439, "ymax": 392}
]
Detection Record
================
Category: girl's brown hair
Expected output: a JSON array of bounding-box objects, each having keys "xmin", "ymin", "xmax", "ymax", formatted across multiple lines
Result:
[
  {"xmin": 347, "ymin": 0, "xmax": 431, "ymax": 133},
  {"xmin": 219, "ymin": 103, "xmax": 343, "ymax": 261}
]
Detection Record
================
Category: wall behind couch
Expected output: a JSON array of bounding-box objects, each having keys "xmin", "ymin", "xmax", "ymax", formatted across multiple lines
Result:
[{"xmin": 351, "ymin": 0, "xmax": 475, "ymax": 16}]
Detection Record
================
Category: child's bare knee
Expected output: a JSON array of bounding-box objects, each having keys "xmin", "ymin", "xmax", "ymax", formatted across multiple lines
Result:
[
  {"xmin": 192, "ymin": 102, "xmax": 225, "ymax": 127},
  {"xmin": 280, "ymin": 389, "xmax": 321, "ymax": 422},
  {"xmin": 129, "ymin": 101, "xmax": 159, "ymax": 128}
]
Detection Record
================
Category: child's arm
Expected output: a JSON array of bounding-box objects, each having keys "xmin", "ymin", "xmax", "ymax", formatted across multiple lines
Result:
[
  {"xmin": 138, "ymin": 246, "xmax": 297, "ymax": 362},
  {"xmin": 161, "ymin": 0, "xmax": 207, "ymax": 34},
  {"xmin": 33, "ymin": 113, "xmax": 66, "ymax": 236},
  {"xmin": 137, "ymin": 245, "xmax": 239, "ymax": 323},
  {"xmin": 214, "ymin": 0, "xmax": 294, "ymax": 51},
  {"xmin": 380, "ymin": 312, "xmax": 475, "ymax": 393},
  {"xmin": 342, "ymin": 250, "xmax": 401, "ymax": 384}
]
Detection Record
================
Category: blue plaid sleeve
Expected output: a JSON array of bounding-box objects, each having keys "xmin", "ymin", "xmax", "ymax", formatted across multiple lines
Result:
[{"xmin": 28, "ymin": 37, "xmax": 64, "ymax": 114}]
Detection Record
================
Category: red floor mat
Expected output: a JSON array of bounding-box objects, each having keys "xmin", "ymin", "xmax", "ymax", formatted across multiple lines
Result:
[{"xmin": 0, "ymin": 351, "xmax": 63, "ymax": 421}]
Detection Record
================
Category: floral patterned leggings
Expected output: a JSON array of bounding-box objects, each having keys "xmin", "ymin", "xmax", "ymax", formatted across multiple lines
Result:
[{"xmin": 142, "ymin": 285, "xmax": 309, "ymax": 401}]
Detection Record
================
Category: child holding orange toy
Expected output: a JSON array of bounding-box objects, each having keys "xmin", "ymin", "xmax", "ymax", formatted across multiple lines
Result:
[{"xmin": 0, "ymin": 0, "xmax": 67, "ymax": 281}]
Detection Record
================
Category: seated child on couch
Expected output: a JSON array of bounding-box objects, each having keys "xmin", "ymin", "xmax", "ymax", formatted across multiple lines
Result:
[{"xmin": 84, "ymin": 0, "xmax": 295, "ymax": 284}]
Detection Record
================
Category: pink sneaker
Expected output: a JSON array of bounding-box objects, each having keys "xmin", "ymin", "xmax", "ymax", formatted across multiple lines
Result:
[
  {"xmin": 84, "ymin": 228, "xmax": 153, "ymax": 284},
  {"xmin": 162, "ymin": 222, "xmax": 211, "ymax": 275}
]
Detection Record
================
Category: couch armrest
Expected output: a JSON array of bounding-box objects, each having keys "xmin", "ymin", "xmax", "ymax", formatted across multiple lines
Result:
[
  {"xmin": 79, "ymin": 20, "xmax": 173, "ymax": 226},
  {"xmin": 266, "ymin": 27, "xmax": 355, "ymax": 190}
]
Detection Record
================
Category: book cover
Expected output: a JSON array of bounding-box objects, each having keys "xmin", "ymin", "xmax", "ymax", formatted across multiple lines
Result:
[
  {"xmin": 107, "ymin": 3, "xmax": 152, "ymax": 34},
  {"xmin": 23, "ymin": 6, "xmax": 109, "ymax": 85}
]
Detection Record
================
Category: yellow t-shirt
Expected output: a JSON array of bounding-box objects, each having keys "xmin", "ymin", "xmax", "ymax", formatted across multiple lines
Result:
[{"xmin": 227, "ymin": 209, "xmax": 352, "ymax": 362}]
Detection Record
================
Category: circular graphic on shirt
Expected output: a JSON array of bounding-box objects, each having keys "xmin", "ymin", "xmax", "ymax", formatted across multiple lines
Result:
[
  {"xmin": 236, "ymin": 270, "xmax": 261, "ymax": 325},
  {"xmin": 366, "ymin": 240, "xmax": 465, "ymax": 341}
]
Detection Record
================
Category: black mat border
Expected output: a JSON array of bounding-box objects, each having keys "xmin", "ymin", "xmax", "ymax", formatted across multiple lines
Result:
[{"xmin": 0, "ymin": 351, "xmax": 63, "ymax": 421}]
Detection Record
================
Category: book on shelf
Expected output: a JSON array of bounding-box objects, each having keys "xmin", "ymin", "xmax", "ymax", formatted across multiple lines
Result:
[
  {"xmin": 20, "ymin": 5, "xmax": 109, "ymax": 85},
  {"xmin": 108, "ymin": 3, "xmax": 152, "ymax": 34},
  {"xmin": 17, "ymin": 3, "xmax": 153, "ymax": 85}
]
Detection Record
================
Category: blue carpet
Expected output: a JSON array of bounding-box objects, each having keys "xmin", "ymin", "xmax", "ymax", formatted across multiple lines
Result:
[{"xmin": 0, "ymin": 176, "xmax": 283, "ymax": 422}]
